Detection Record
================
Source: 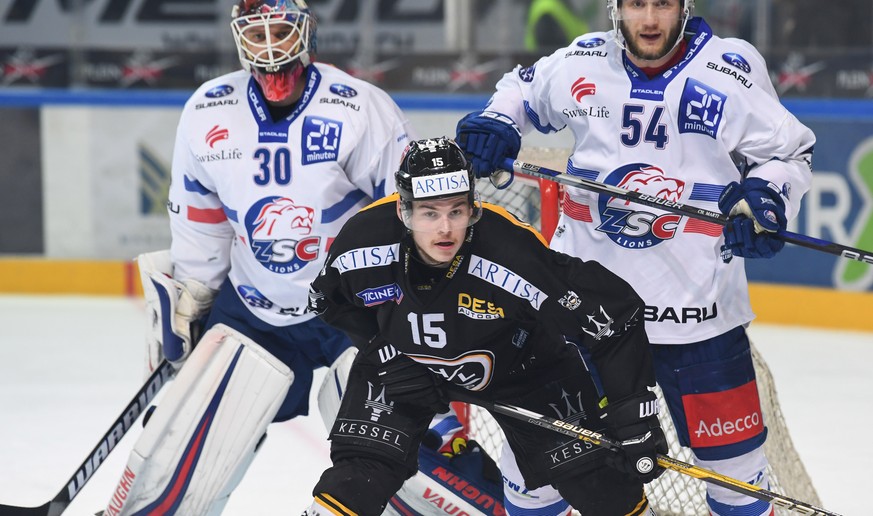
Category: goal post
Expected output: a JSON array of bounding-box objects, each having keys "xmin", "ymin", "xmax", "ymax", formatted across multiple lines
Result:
[{"xmin": 465, "ymin": 146, "xmax": 822, "ymax": 515}]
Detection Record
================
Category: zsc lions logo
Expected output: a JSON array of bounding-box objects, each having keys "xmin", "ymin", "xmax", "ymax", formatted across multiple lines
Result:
[
  {"xmin": 205, "ymin": 84, "xmax": 234, "ymax": 98},
  {"xmin": 577, "ymin": 37, "xmax": 605, "ymax": 48},
  {"xmin": 329, "ymin": 83, "xmax": 358, "ymax": 98},
  {"xmin": 722, "ymin": 53, "xmax": 751, "ymax": 74},
  {"xmin": 245, "ymin": 196, "xmax": 321, "ymax": 274},
  {"xmin": 596, "ymin": 163, "xmax": 686, "ymax": 249}
]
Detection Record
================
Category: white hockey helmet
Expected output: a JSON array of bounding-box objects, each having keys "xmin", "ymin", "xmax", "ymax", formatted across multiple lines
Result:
[
  {"xmin": 607, "ymin": 0, "xmax": 695, "ymax": 52},
  {"xmin": 230, "ymin": 0, "xmax": 317, "ymax": 101}
]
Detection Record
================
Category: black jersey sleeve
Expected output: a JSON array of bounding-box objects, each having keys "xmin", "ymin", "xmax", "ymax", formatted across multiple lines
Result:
[
  {"xmin": 479, "ymin": 205, "xmax": 654, "ymax": 403},
  {"xmin": 309, "ymin": 198, "xmax": 400, "ymax": 345},
  {"xmin": 545, "ymin": 252, "xmax": 654, "ymax": 404}
]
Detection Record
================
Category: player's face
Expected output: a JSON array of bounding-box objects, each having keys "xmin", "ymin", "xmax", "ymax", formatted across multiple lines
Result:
[
  {"xmin": 240, "ymin": 22, "xmax": 303, "ymax": 62},
  {"xmin": 619, "ymin": 0, "xmax": 683, "ymax": 65},
  {"xmin": 408, "ymin": 196, "xmax": 472, "ymax": 267}
]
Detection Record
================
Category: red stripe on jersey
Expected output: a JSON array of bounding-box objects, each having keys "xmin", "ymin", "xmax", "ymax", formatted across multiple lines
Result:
[
  {"xmin": 683, "ymin": 218, "xmax": 724, "ymax": 237},
  {"xmin": 563, "ymin": 196, "xmax": 593, "ymax": 222},
  {"xmin": 187, "ymin": 206, "xmax": 226, "ymax": 223},
  {"xmin": 682, "ymin": 380, "xmax": 765, "ymax": 448}
]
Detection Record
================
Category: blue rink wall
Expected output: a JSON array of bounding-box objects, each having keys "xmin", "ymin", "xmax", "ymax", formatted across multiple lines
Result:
[{"xmin": 0, "ymin": 90, "xmax": 871, "ymax": 330}]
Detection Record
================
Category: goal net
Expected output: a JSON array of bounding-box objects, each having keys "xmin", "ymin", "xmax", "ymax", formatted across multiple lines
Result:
[{"xmin": 466, "ymin": 147, "xmax": 822, "ymax": 515}]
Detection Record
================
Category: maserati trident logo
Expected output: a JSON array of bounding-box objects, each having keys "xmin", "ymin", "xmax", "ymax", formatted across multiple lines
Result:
[
  {"xmin": 365, "ymin": 381, "xmax": 394, "ymax": 422},
  {"xmin": 548, "ymin": 389, "xmax": 587, "ymax": 422},
  {"xmin": 582, "ymin": 305, "xmax": 615, "ymax": 340}
]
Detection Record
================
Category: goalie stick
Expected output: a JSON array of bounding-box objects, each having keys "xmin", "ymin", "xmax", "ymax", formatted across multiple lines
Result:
[
  {"xmin": 0, "ymin": 360, "xmax": 174, "ymax": 516},
  {"xmin": 450, "ymin": 391, "xmax": 841, "ymax": 516},
  {"xmin": 500, "ymin": 157, "xmax": 873, "ymax": 264}
]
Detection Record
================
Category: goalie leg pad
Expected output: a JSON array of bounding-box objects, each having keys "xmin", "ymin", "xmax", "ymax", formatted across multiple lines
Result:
[
  {"xmin": 204, "ymin": 287, "xmax": 353, "ymax": 422},
  {"xmin": 103, "ymin": 323, "xmax": 293, "ymax": 516},
  {"xmin": 316, "ymin": 346, "xmax": 358, "ymax": 433}
]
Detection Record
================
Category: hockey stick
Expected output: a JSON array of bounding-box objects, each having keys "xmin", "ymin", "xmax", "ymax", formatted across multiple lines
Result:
[
  {"xmin": 451, "ymin": 391, "xmax": 840, "ymax": 516},
  {"xmin": 501, "ymin": 157, "xmax": 873, "ymax": 264},
  {"xmin": 0, "ymin": 360, "xmax": 174, "ymax": 516}
]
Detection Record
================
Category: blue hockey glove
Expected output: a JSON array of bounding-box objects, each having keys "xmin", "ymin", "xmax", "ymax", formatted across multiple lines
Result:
[
  {"xmin": 718, "ymin": 178, "xmax": 787, "ymax": 262},
  {"xmin": 603, "ymin": 390, "xmax": 667, "ymax": 484},
  {"xmin": 455, "ymin": 111, "xmax": 522, "ymax": 178}
]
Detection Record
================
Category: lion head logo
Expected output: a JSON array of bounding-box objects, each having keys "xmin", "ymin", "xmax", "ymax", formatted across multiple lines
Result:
[
  {"xmin": 251, "ymin": 197, "xmax": 315, "ymax": 240},
  {"xmin": 615, "ymin": 165, "xmax": 685, "ymax": 205}
]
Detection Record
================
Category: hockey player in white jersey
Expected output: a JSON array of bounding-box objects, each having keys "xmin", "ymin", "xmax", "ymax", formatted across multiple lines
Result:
[
  {"xmin": 456, "ymin": 1, "xmax": 815, "ymax": 515},
  {"xmin": 103, "ymin": 1, "xmax": 414, "ymax": 514}
]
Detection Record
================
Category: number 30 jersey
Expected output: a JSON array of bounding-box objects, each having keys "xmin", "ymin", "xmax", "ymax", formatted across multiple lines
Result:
[
  {"xmin": 168, "ymin": 64, "xmax": 413, "ymax": 326},
  {"xmin": 486, "ymin": 17, "xmax": 815, "ymax": 344},
  {"xmin": 311, "ymin": 196, "xmax": 654, "ymax": 404}
]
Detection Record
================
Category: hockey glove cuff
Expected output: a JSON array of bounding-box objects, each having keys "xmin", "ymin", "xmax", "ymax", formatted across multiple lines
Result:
[
  {"xmin": 455, "ymin": 110, "xmax": 522, "ymax": 178},
  {"xmin": 138, "ymin": 251, "xmax": 217, "ymax": 372},
  {"xmin": 377, "ymin": 352, "xmax": 449, "ymax": 414},
  {"xmin": 603, "ymin": 390, "xmax": 667, "ymax": 483},
  {"xmin": 718, "ymin": 178, "xmax": 787, "ymax": 261}
]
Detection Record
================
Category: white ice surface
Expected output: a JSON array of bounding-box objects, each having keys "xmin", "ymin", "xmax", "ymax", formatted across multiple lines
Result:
[{"xmin": 0, "ymin": 295, "xmax": 868, "ymax": 515}]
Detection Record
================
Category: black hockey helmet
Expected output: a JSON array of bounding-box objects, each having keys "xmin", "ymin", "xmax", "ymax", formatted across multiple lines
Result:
[{"xmin": 395, "ymin": 137, "xmax": 482, "ymax": 230}]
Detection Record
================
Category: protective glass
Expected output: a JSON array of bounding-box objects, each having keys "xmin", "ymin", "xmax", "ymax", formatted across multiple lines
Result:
[{"xmin": 399, "ymin": 194, "xmax": 483, "ymax": 233}]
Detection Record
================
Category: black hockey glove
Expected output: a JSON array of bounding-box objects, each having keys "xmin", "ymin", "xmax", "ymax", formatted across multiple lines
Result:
[
  {"xmin": 377, "ymin": 353, "xmax": 450, "ymax": 414},
  {"xmin": 603, "ymin": 390, "xmax": 668, "ymax": 483}
]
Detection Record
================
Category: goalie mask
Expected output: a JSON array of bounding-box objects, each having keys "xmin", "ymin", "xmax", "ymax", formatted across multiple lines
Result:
[
  {"xmin": 607, "ymin": 0, "xmax": 694, "ymax": 57},
  {"xmin": 231, "ymin": 0, "xmax": 316, "ymax": 102},
  {"xmin": 395, "ymin": 138, "xmax": 483, "ymax": 233}
]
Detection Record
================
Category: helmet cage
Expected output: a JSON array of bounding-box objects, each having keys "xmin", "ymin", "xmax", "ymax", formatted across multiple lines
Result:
[
  {"xmin": 607, "ymin": 0, "xmax": 694, "ymax": 53},
  {"xmin": 231, "ymin": 1, "xmax": 315, "ymax": 75}
]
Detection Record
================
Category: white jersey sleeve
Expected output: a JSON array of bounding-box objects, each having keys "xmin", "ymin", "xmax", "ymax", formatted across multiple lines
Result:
[
  {"xmin": 168, "ymin": 108, "xmax": 234, "ymax": 290},
  {"xmin": 341, "ymin": 86, "xmax": 412, "ymax": 198},
  {"xmin": 167, "ymin": 65, "xmax": 414, "ymax": 326},
  {"xmin": 720, "ymin": 38, "xmax": 814, "ymax": 220},
  {"xmin": 490, "ymin": 19, "xmax": 815, "ymax": 344}
]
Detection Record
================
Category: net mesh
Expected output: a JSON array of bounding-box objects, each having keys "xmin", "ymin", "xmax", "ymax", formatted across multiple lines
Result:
[{"xmin": 468, "ymin": 147, "xmax": 822, "ymax": 515}]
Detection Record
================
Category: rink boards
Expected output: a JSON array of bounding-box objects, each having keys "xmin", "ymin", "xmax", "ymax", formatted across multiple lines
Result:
[{"xmin": 0, "ymin": 91, "xmax": 871, "ymax": 331}]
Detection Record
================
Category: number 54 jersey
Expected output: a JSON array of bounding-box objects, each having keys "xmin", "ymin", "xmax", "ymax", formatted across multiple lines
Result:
[
  {"xmin": 168, "ymin": 64, "xmax": 414, "ymax": 326},
  {"xmin": 486, "ymin": 17, "xmax": 816, "ymax": 344}
]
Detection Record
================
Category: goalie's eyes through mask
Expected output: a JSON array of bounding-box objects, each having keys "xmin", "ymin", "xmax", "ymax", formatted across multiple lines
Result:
[{"xmin": 234, "ymin": 15, "xmax": 308, "ymax": 70}]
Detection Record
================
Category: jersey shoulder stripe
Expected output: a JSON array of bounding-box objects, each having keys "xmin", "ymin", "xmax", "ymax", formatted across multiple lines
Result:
[
  {"xmin": 361, "ymin": 193, "xmax": 399, "ymax": 212},
  {"xmin": 481, "ymin": 202, "xmax": 549, "ymax": 247}
]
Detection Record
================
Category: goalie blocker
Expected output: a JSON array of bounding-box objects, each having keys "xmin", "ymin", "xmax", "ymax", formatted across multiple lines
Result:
[{"xmin": 103, "ymin": 324, "xmax": 293, "ymax": 515}]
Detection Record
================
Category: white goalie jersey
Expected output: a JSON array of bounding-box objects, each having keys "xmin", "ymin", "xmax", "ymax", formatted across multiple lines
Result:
[
  {"xmin": 168, "ymin": 63, "xmax": 413, "ymax": 327},
  {"xmin": 486, "ymin": 17, "xmax": 815, "ymax": 344}
]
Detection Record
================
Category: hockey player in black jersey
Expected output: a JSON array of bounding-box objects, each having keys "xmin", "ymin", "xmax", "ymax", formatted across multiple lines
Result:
[{"xmin": 304, "ymin": 137, "xmax": 667, "ymax": 516}]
